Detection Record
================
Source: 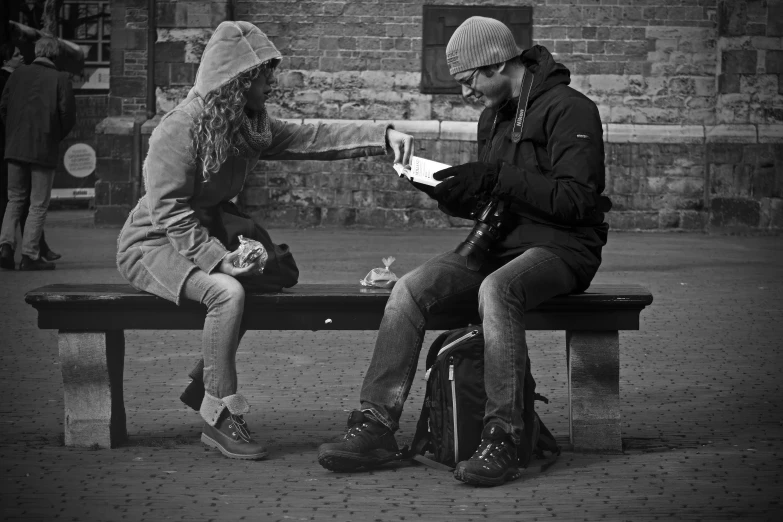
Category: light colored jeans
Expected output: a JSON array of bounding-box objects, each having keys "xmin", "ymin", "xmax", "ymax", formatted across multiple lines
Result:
[
  {"xmin": 181, "ymin": 268, "xmax": 250, "ymax": 424},
  {"xmin": 0, "ymin": 161, "xmax": 55, "ymax": 259},
  {"xmin": 359, "ymin": 247, "xmax": 578, "ymax": 446}
]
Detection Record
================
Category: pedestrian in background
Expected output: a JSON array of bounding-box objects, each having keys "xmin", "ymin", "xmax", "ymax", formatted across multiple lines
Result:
[
  {"xmin": 0, "ymin": 42, "xmax": 59, "ymax": 269},
  {"xmin": 0, "ymin": 37, "xmax": 73, "ymax": 270}
]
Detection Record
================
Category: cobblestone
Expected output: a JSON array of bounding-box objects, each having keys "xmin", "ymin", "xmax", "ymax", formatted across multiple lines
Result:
[{"xmin": 0, "ymin": 211, "xmax": 781, "ymax": 521}]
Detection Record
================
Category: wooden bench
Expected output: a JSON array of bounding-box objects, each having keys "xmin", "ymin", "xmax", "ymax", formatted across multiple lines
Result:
[{"xmin": 25, "ymin": 283, "xmax": 652, "ymax": 453}]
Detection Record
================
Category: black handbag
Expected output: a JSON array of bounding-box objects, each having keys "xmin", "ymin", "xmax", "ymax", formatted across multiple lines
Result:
[{"xmin": 212, "ymin": 201, "xmax": 299, "ymax": 292}]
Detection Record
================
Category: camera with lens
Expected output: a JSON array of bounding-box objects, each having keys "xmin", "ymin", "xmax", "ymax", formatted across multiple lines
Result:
[{"xmin": 455, "ymin": 198, "xmax": 507, "ymax": 260}]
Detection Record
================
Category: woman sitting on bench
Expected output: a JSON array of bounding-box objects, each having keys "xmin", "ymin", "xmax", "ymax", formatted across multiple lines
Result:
[{"xmin": 116, "ymin": 21, "xmax": 413, "ymax": 460}]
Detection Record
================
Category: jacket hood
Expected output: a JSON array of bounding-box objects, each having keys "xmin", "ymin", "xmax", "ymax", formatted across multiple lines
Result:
[
  {"xmin": 520, "ymin": 45, "xmax": 570, "ymax": 104},
  {"xmin": 194, "ymin": 21, "xmax": 282, "ymax": 97}
]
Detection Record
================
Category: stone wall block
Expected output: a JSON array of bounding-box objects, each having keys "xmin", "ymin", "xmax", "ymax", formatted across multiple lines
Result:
[
  {"xmin": 169, "ymin": 63, "xmax": 197, "ymax": 86},
  {"xmin": 210, "ymin": 1, "xmax": 231, "ymax": 26},
  {"xmin": 658, "ymin": 210, "xmax": 680, "ymax": 228},
  {"xmin": 710, "ymin": 197, "xmax": 761, "ymax": 227},
  {"xmin": 94, "ymin": 181, "xmax": 111, "ymax": 206},
  {"xmin": 111, "ymin": 77, "xmax": 147, "ymax": 98},
  {"xmin": 154, "ymin": 62, "xmax": 170, "ymax": 87},
  {"xmin": 156, "ymin": 2, "xmax": 177, "ymax": 27},
  {"xmin": 708, "ymin": 142, "xmax": 745, "ymax": 163},
  {"xmin": 722, "ymin": 50, "xmax": 758, "ymax": 74},
  {"xmin": 718, "ymin": 73, "xmax": 741, "ymax": 94},
  {"xmin": 96, "ymin": 135, "xmax": 133, "ymax": 162},
  {"xmin": 95, "ymin": 158, "xmax": 133, "ymax": 183},
  {"xmin": 680, "ymin": 210, "xmax": 709, "ymax": 229},
  {"xmin": 718, "ymin": 0, "xmax": 748, "ymax": 37},
  {"xmin": 766, "ymin": 50, "xmax": 783, "ymax": 74},
  {"xmin": 354, "ymin": 208, "xmax": 388, "ymax": 228},
  {"xmin": 112, "ymin": 28, "xmax": 147, "ymax": 51},
  {"xmin": 155, "ymin": 41, "xmax": 186, "ymax": 63},
  {"xmin": 110, "ymin": 182, "xmax": 135, "ymax": 206},
  {"xmin": 768, "ymin": 6, "xmax": 783, "ymax": 36},
  {"xmin": 759, "ymin": 197, "xmax": 783, "ymax": 228}
]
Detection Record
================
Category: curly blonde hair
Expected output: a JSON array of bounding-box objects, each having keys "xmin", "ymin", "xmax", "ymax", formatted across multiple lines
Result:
[{"xmin": 192, "ymin": 64, "xmax": 265, "ymax": 182}]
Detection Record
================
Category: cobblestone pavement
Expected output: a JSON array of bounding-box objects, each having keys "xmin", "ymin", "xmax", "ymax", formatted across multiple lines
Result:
[{"xmin": 1, "ymin": 211, "xmax": 782, "ymax": 521}]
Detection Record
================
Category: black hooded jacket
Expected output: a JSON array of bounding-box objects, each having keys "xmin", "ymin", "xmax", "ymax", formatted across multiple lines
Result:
[{"xmin": 481, "ymin": 45, "xmax": 609, "ymax": 292}]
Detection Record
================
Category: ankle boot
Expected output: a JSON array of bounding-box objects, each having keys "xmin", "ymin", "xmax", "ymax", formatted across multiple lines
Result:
[
  {"xmin": 201, "ymin": 410, "xmax": 268, "ymax": 460},
  {"xmin": 180, "ymin": 360, "xmax": 205, "ymax": 411}
]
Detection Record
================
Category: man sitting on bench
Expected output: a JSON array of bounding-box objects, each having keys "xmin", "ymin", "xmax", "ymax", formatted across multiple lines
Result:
[{"xmin": 317, "ymin": 16, "xmax": 611, "ymax": 487}]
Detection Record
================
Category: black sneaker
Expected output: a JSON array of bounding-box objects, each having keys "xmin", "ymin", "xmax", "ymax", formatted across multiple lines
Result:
[
  {"xmin": 317, "ymin": 410, "xmax": 400, "ymax": 472},
  {"xmin": 454, "ymin": 424, "xmax": 521, "ymax": 487},
  {"xmin": 0, "ymin": 244, "xmax": 14, "ymax": 270},
  {"xmin": 19, "ymin": 255, "xmax": 55, "ymax": 271},
  {"xmin": 201, "ymin": 410, "xmax": 268, "ymax": 460}
]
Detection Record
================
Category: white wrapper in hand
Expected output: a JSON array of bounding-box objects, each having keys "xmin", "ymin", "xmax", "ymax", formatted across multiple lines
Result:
[{"xmin": 232, "ymin": 235, "xmax": 268, "ymax": 272}]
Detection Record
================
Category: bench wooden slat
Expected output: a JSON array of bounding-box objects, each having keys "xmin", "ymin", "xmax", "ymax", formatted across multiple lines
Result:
[{"xmin": 25, "ymin": 283, "xmax": 653, "ymax": 332}]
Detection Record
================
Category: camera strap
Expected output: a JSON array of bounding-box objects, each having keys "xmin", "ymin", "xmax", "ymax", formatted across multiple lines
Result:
[{"xmin": 511, "ymin": 67, "xmax": 534, "ymax": 143}]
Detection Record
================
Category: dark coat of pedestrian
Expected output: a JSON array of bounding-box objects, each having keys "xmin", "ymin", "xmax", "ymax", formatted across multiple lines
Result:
[
  {"xmin": 1, "ymin": 43, "xmax": 75, "ymax": 168},
  {"xmin": 0, "ymin": 37, "xmax": 75, "ymax": 270}
]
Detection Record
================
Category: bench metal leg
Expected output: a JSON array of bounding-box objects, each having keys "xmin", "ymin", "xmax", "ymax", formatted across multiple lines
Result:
[
  {"xmin": 58, "ymin": 331, "xmax": 127, "ymax": 448},
  {"xmin": 566, "ymin": 330, "xmax": 622, "ymax": 453}
]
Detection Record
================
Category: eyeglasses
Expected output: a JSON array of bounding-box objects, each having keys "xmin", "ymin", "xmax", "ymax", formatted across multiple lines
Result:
[{"xmin": 457, "ymin": 68, "xmax": 480, "ymax": 89}]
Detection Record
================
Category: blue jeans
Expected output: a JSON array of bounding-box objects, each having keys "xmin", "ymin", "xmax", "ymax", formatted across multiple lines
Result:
[
  {"xmin": 360, "ymin": 247, "xmax": 578, "ymax": 446},
  {"xmin": 182, "ymin": 269, "xmax": 251, "ymax": 425},
  {"xmin": 0, "ymin": 161, "xmax": 55, "ymax": 259}
]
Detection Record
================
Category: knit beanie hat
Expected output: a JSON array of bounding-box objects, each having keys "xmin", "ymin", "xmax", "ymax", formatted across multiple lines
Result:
[{"xmin": 446, "ymin": 16, "xmax": 523, "ymax": 75}]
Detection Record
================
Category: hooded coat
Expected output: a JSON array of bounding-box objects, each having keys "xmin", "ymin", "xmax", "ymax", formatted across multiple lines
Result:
[
  {"xmin": 117, "ymin": 22, "xmax": 390, "ymax": 304},
  {"xmin": 481, "ymin": 45, "xmax": 609, "ymax": 292}
]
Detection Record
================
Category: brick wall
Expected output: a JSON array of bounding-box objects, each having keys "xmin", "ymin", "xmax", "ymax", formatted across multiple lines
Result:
[
  {"xmin": 92, "ymin": 0, "xmax": 782, "ymax": 232},
  {"xmin": 109, "ymin": 0, "xmax": 149, "ymax": 117}
]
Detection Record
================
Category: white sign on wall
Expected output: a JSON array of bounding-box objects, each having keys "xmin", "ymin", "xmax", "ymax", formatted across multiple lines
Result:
[{"xmin": 63, "ymin": 143, "xmax": 96, "ymax": 178}]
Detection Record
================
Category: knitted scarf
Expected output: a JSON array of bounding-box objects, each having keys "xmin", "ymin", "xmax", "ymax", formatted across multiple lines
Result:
[{"xmin": 234, "ymin": 108, "xmax": 272, "ymax": 158}]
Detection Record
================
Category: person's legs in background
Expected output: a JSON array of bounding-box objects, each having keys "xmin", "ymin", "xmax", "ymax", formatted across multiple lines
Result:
[
  {"xmin": 18, "ymin": 164, "xmax": 56, "ymax": 270},
  {"xmin": 0, "ymin": 161, "xmax": 31, "ymax": 270},
  {"xmin": 19, "ymin": 179, "xmax": 58, "ymax": 262}
]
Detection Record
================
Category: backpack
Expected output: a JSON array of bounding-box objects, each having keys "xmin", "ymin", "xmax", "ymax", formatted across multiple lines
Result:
[{"xmin": 407, "ymin": 325, "xmax": 561, "ymax": 471}]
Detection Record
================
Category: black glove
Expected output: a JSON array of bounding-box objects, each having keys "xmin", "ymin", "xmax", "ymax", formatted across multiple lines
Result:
[{"xmin": 432, "ymin": 162, "xmax": 499, "ymax": 215}]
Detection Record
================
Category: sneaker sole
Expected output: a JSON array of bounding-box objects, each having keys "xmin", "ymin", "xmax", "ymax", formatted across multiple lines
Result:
[
  {"xmin": 453, "ymin": 466, "xmax": 522, "ymax": 487},
  {"xmin": 317, "ymin": 448, "xmax": 399, "ymax": 472},
  {"xmin": 201, "ymin": 433, "xmax": 269, "ymax": 460}
]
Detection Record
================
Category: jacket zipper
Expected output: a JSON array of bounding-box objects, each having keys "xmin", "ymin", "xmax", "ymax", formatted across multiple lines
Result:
[{"xmin": 449, "ymin": 358, "xmax": 458, "ymax": 464}]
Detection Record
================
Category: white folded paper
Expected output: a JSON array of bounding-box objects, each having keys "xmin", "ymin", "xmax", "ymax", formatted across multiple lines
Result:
[{"xmin": 393, "ymin": 155, "xmax": 451, "ymax": 187}]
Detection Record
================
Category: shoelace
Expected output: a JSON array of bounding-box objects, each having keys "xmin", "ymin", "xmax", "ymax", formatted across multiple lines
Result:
[
  {"xmin": 476, "ymin": 440, "xmax": 512, "ymax": 465},
  {"xmin": 227, "ymin": 414, "xmax": 252, "ymax": 442},
  {"xmin": 343, "ymin": 422, "xmax": 370, "ymax": 440}
]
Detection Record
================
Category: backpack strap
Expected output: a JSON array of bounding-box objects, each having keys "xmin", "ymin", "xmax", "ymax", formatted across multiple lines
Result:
[
  {"xmin": 405, "ymin": 328, "xmax": 459, "ymax": 465},
  {"xmin": 411, "ymin": 453, "xmax": 455, "ymax": 472}
]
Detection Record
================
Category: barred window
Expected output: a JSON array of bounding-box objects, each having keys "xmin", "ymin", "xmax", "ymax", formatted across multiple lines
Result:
[{"xmin": 58, "ymin": 0, "xmax": 111, "ymax": 90}]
